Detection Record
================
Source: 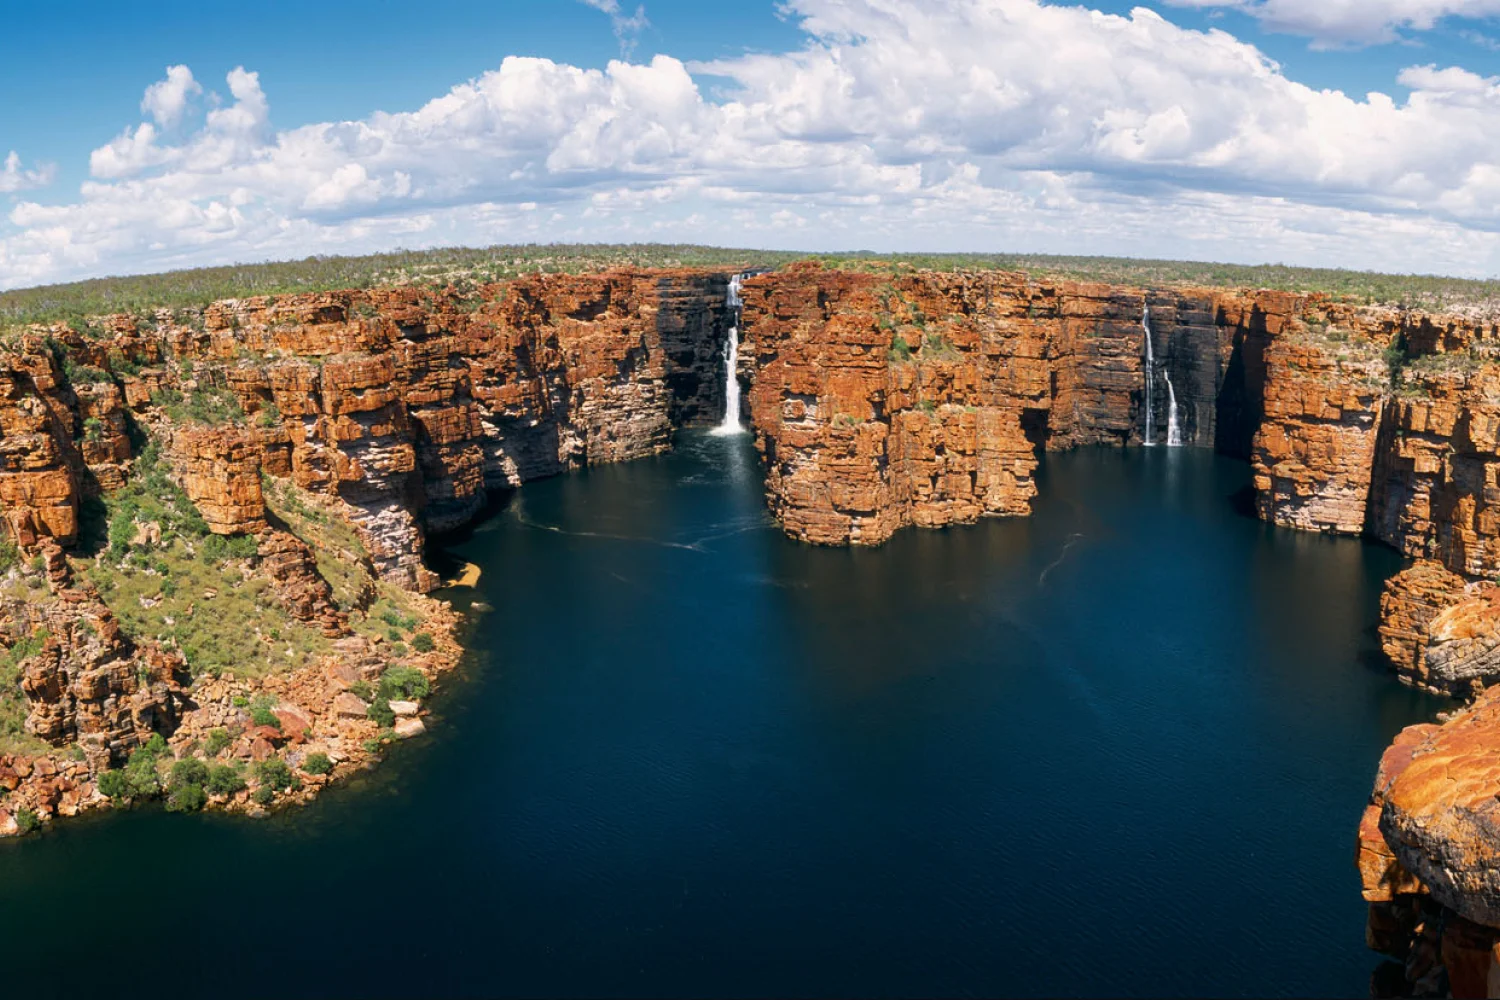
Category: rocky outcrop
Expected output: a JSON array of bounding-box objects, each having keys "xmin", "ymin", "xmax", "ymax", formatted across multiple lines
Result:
[
  {"xmin": 1375, "ymin": 687, "xmax": 1500, "ymax": 927},
  {"xmin": 4, "ymin": 586, "xmax": 188, "ymax": 770},
  {"xmin": 741, "ymin": 265, "xmax": 1071, "ymax": 545},
  {"xmin": 256, "ymin": 529, "xmax": 349, "ymax": 638},
  {"xmin": 1250, "ymin": 339, "xmax": 1388, "ymax": 534},
  {"xmin": 0, "ymin": 345, "xmax": 81, "ymax": 546},
  {"xmin": 169, "ymin": 428, "xmax": 267, "ymax": 535}
]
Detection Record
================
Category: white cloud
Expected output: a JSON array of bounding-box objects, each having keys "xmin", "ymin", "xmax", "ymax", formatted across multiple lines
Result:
[
  {"xmin": 579, "ymin": 0, "xmax": 650, "ymax": 57},
  {"xmin": 17, "ymin": 0, "xmax": 1500, "ymax": 288},
  {"xmin": 141, "ymin": 65, "xmax": 203, "ymax": 128},
  {"xmin": 1163, "ymin": 0, "xmax": 1500, "ymax": 47},
  {"xmin": 0, "ymin": 152, "xmax": 55, "ymax": 195}
]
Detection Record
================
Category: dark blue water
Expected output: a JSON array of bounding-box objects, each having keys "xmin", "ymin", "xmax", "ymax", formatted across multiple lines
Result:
[{"xmin": 0, "ymin": 436, "xmax": 1439, "ymax": 998}]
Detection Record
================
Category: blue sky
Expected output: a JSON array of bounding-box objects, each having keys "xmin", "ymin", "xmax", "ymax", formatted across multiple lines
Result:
[{"xmin": 8, "ymin": 0, "xmax": 1500, "ymax": 287}]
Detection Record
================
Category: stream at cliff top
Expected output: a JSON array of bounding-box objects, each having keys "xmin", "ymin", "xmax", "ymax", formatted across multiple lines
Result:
[{"xmin": 0, "ymin": 435, "xmax": 1443, "ymax": 998}]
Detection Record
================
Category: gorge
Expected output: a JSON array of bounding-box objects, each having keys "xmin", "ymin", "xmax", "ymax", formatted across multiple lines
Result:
[{"xmin": 4, "ymin": 259, "xmax": 1500, "ymax": 995}]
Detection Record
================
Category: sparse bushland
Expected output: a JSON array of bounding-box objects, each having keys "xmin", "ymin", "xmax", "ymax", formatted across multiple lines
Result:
[
  {"xmin": 150, "ymin": 385, "xmax": 245, "ymax": 428},
  {"xmin": 367, "ymin": 698, "xmax": 396, "ymax": 728},
  {"xmin": 78, "ymin": 444, "xmax": 331, "ymax": 679},
  {"xmin": 9, "ymin": 244, "xmax": 1500, "ymax": 337},
  {"xmin": 206, "ymin": 764, "xmax": 247, "ymax": 797},
  {"xmin": 98, "ymin": 733, "xmax": 172, "ymax": 802},
  {"xmin": 253, "ymin": 757, "xmax": 293, "ymax": 793}
]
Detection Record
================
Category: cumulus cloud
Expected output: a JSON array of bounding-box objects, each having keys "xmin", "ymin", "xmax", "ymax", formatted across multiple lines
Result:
[
  {"xmin": 141, "ymin": 65, "xmax": 203, "ymax": 127},
  {"xmin": 579, "ymin": 0, "xmax": 650, "ymax": 57},
  {"xmin": 17, "ymin": 0, "xmax": 1500, "ymax": 287},
  {"xmin": 0, "ymin": 152, "xmax": 55, "ymax": 195},
  {"xmin": 1163, "ymin": 0, "xmax": 1500, "ymax": 47}
]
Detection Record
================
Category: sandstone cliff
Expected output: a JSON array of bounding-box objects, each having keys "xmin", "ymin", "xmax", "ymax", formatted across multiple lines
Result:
[{"xmin": 0, "ymin": 268, "xmax": 740, "ymax": 833}]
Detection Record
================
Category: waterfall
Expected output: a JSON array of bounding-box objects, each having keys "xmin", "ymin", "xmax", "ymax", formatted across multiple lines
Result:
[
  {"xmin": 1163, "ymin": 371, "xmax": 1183, "ymax": 448},
  {"xmin": 1142, "ymin": 305, "xmax": 1155, "ymax": 447},
  {"xmin": 712, "ymin": 274, "xmax": 746, "ymax": 437}
]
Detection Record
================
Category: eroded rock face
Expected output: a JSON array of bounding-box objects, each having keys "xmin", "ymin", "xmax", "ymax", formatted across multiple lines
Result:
[
  {"xmin": 1380, "ymin": 561, "xmax": 1472, "ymax": 693},
  {"xmin": 169, "ymin": 427, "xmax": 268, "ymax": 535},
  {"xmin": 0, "ymin": 344, "xmax": 82, "ymax": 546},
  {"xmin": 3, "ymin": 588, "xmax": 188, "ymax": 769},
  {"xmin": 1250, "ymin": 339, "xmax": 1387, "ymax": 534},
  {"xmin": 739, "ymin": 267, "xmax": 1117, "ymax": 545},
  {"xmin": 256, "ymin": 529, "xmax": 350, "ymax": 638}
]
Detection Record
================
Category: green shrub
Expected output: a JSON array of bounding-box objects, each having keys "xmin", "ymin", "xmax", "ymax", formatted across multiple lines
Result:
[
  {"xmin": 367, "ymin": 697, "xmax": 396, "ymax": 728},
  {"xmin": 253, "ymin": 757, "xmax": 293, "ymax": 792},
  {"xmin": 888, "ymin": 335, "xmax": 912, "ymax": 362},
  {"xmin": 97, "ymin": 769, "xmax": 130, "ymax": 800},
  {"xmin": 170, "ymin": 758, "xmax": 209, "ymax": 789},
  {"xmin": 203, "ymin": 728, "xmax": 231, "ymax": 757},
  {"xmin": 410, "ymin": 633, "xmax": 434, "ymax": 654},
  {"xmin": 302, "ymin": 752, "xmax": 333, "ymax": 776},
  {"xmin": 166, "ymin": 782, "xmax": 207, "ymax": 813},
  {"xmin": 251, "ymin": 785, "xmax": 275, "ymax": 807},
  {"xmin": 379, "ymin": 609, "xmax": 412, "ymax": 630},
  {"xmin": 249, "ymin": 707, "xmax": 282, "ymax": 730},
  {"xmin": 378, "ymin": 666, "xmax": 430, "ymax": 701},
  {"xmin": 206, "ymin": 764, "xmax": 247, "ymax": 796},
  {"xmin": 201, "ymin": 533, "xmax": 259, "ymax": 563},
  {"xmin": 348, "ymin": 680, "xmax": 373, "ymax": 701},
  {"xmin": 15, "ymin": 808, "xmax": 40, "ymax": 835},
  {"xmin": 123, "ymin": 751, "xmax": 161, "ymax": 798}
]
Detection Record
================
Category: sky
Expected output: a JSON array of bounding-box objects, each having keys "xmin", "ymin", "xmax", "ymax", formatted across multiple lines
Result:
[{"xmin": 9, "ymin": 0, "xmax": 1500, "ymax": 288}]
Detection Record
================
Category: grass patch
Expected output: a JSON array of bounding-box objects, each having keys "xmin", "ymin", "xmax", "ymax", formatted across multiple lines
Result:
[
  {"xmin": 80, "ymin": 444, "xmax": 330, "ymax": 679},
  {"xmin": 0, "ymin": 629, "xmax": 52, "ymax": 756},
  {"xmin": 151, "ymin": 385, "xmax": 245, "ymax": 428}
]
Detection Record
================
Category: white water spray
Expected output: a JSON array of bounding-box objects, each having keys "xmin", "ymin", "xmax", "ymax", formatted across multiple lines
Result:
[
  {"xmin": 1163, "ymin": 371, "xmax": 1183, "ymax": 448},
  {"xmin": 712, "ymin": 274, "xmax": 746, "ymax": 436},
  {"xmin": 1142, "ymin": 305, "xmax": 1155, "ymax": 447}
]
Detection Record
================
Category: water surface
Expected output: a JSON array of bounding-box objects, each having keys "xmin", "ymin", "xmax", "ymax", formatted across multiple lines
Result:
[{"xmin": 0, "ymin": 437, "xmax": 1440, "ymax": 997}]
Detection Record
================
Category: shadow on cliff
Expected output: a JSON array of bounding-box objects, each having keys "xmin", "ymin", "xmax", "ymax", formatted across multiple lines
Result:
[{"xmin": 1214, "ymin": 303, "xmax": 1272, "ymax": 460}]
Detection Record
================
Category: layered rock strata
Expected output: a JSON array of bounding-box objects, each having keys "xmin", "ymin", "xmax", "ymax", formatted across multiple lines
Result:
[
  {"xmin": 739, "ymin": 263, "xmax": 1301, "ymax": 546},
  {"xmin": 0, "ymin": 268, "xmax": 739, "ymax": 834}
]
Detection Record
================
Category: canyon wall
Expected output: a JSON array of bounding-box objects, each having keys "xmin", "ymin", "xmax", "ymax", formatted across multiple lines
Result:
[{"xmin": 737, "ymin": 262, "xmax": 1296, "ymax": 546}]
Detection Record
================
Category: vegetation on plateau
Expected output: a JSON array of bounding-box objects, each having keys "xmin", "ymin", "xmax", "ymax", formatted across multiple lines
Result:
[{"xmin": 8, "ymin": 243, "xmax": 1500, "ymax": 336}]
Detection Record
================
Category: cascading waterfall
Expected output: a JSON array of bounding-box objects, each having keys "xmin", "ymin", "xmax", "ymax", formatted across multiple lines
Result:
[
  {"xmin": 712, "ymin": 274, "xmax": 747, "ymax": 436},
  {"xmin": 1163, "ymin": 371, "xmax": 1183, "ymax": 448},
  {"xmin": 1142, "ymin": 305, "xmax": 1156, "ymax": 447}
]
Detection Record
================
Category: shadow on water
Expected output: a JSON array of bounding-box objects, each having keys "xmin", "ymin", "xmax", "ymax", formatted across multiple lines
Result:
[{"xmin": 0, "ymin": 436, "xmax": 1444, "ymax": 999}]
